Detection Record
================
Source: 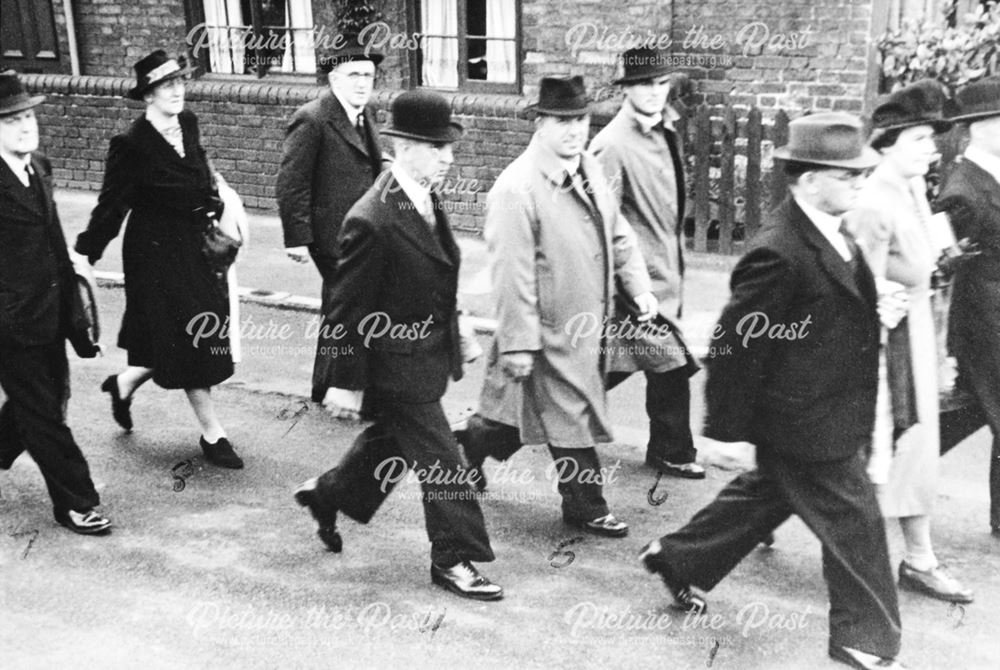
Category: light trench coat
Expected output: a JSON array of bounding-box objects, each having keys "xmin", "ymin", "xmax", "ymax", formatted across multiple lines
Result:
[
  {"xmin": 850, "ymin": 165, "xmax": 941, "ymax": 517},
  {"xmin": 478, "ymin": 136, "xmax": 651, "ymax": 448}
]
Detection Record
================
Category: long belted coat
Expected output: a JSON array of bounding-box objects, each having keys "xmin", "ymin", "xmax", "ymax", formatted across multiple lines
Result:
[{"xmin": 479, "ymin": 137, "xmax": 651, "ymax": 448}]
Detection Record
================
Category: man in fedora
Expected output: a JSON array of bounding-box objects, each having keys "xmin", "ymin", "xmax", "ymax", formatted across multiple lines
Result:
[
  {"xmin": 275, "ymin": 36, "xmax": 388, "ymax": 412},
  {"xmin": 292, "ymin": 90, "xmax": 502, "ymax": 601},
  {"xmin": 0, "ymin": 71, "xmax": 111, "ymax": 535},
  {"xmin": 590, "ymin": 46, "xmax": 703, "ymax": 480},
  {"xmin": 639, "ymin": 114, "xmax": 911, "ymax": 669},
  {"xmin": 934, "ymin": 75, "xmax": 1000, "ymax": 538},
  {"xmin": 455, "ymin": 76, "xmax": 657, "ymax": 538}
]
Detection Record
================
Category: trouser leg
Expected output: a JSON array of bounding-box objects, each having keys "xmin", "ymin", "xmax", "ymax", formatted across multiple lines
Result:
[
  {"xmin": 547, "ymin": 445, "xmax": 610, "ymax": 523},
  {"xmin": 644, "ymin": 368, "xmax": 695, "ymax": 463}
]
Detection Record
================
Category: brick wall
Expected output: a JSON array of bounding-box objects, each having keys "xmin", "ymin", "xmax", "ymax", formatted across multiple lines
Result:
[{"xmin": 74, "ymin": 0, "xmax": 189, "ymax": 76}]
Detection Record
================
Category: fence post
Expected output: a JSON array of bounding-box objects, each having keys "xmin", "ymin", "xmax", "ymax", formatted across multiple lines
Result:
[
  {"xmin": 745, "ymin": 107, "xmax": 763, "ymax": 241},
  {"xmin": 719, "ymin": 107, "xmax": 736, "ymax": 254},
  {"xmin": 693, "ymin": 104, "xmax": 711, "ymax": 252},
  {"xmin": 769, "ymin": 110, "xmax": 790, "ymax": 210}
]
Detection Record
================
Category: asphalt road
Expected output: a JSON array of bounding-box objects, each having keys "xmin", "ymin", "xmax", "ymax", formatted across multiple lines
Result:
[{"xmin": 1, "ymin": 191, "xmax": 997, "ymax": 668}]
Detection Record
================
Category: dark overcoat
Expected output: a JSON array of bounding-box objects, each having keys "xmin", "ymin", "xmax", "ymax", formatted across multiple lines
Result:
[{"xmin": 75, "ymin": 110, "xmax": 233, "ymax": 389}]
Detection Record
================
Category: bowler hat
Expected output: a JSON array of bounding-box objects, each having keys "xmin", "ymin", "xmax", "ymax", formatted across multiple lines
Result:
[
  {"xmin": 870, "ymin": 79, "xmax": 952, "ymax": 137},
  {"xmin": 0, "ymin": 71, "xmax": 45, "ymax": 117},
  {"xmin": 527, "ymin": 76, "xmax": 590, "ymax": 117},
  {"xmin": 127, "ymin": 50, "xmax": 194, "ymax": 100},
  {"xmin": 773, "ymin": 112, "xmax": 880, "ymax": 170},
  {"xmin": 318, "ymin": 33, "xmax": 384, "ymax": 74},
  {"xmin": 381, "ymin": 90, "xmax": 463, "ymax": 143},
  {"xmin": 613, "ymin": 47, "xmax": 672, "ymax": 85},
  {"xmin": 950, "ymin": 76, "xmax": 1000, "ymax": 123}
]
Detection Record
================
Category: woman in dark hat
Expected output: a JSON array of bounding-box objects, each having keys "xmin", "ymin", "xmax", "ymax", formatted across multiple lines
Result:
[
  {"xmin": 75, "ymin": 50, "xmax": 243, "ymax": 469},
  {"xmin": 850, "ymin": 79, "xmax": 972, "ymax": 603}
]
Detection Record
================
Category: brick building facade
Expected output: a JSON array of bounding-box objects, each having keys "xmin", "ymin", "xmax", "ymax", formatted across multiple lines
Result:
[{"xmin": 2, "ymin": 0, "xmax": 926, "ymax": 230}]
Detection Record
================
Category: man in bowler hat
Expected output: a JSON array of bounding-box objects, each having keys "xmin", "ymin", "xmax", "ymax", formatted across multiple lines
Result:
[
  {"xmin": 275, "ymin": 36, "xmax": 388, "ymax": 411},
  {"xmin": 293, "ymin": 90, "xmax": 502, "ymax": 601},
  {"xmin": 456, "ymin": 76, "xmax": 657, "ymax": 538},
  {"xmin": 934, "ymin": 75, "xmax": 1000, "ymax": 538},
  {"xmin": 590, "ymin": 47, "xmax": 704, "ymax": 480},
  {"xmin": 0, "ymin": 71, "xmax": 111, "ymax": 534},
  {"xmin": 639, "ymin": 114, "xmax": 911, "ymax": 670}
]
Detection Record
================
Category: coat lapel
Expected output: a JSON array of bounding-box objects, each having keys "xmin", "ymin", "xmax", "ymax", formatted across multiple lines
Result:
[
  {"xmin": 787, "ymin": 198, "xmax": 869, "ymax": 305},
  {"xmin": 0, "ymin": 157, "xmax": 43, "ymax": 218},
  {"xmin": 323, "ymin": 92, "xmax": 371, "ymax": 159},
  {"xmin": 382, "ymin": 173, "xmax": 453, "ymax": 267}
]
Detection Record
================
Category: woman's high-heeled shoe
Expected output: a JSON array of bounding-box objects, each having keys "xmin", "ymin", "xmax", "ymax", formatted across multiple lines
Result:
[{"xmin": 100, "ymin": 375, "xmax": 133, "ymax": 432}]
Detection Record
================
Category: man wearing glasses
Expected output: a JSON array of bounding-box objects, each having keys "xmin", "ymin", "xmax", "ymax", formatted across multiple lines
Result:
[
  {"xmin": 638, "ymin": 114, "xmax": 911, "ymax": 670},
  {"xmin": 276, "ymin": 37, "xmax": 388, "ymax": 412}
]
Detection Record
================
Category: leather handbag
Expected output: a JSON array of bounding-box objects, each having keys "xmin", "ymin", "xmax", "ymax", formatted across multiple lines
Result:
[{"xmin": 65, "ymin": 257, "xmax": 102, "ymax": 358}]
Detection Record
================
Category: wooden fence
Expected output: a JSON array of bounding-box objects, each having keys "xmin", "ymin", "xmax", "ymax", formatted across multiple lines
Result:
[{"xmin": 673, "ymin": 105, "xmax": 792, "ymax": 254}]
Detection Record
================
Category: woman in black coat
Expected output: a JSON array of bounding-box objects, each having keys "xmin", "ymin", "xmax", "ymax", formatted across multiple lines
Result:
[{"xmin": 75, "ymin": 50, "xmax": 242, "ymax": 468}]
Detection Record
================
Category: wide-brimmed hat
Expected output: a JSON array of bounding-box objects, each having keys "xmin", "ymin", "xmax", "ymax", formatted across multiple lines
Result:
[
  {"xmin": 381, "ymin": 90, "xmax": 463, "ymax": 143},
  {"xmin": 127, "ymin": 50, "xmax": 194, "ymax": 100},
  {"xmin": 773, "ymin": 112, "xmax": 881, "ymax": 170},
  {"xmin": 0, "ymin": 70, "xmax": 45, "ymax": 116},
  {"xmin": 950, "ymin": 76, "xmax": 1000, "ymax": 123},
  {"xmin": 527, "ymin": 76, "xmax": 590, "ymax": 117},
  {"xmin": 318, "ymin": 33, "xmax": 384, "ymax": 74},
  {"xmin": 870, "ymin": 79, "xmax": 952, "ymax": 137},
  {"xmin": 613, "ymin": 47, "xmax": 672, "ymax": 85}
]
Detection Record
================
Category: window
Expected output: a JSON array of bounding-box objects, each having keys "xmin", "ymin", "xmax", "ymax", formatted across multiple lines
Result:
[
  {"xmin": 187, "ymin": 0, "xmax": 316, "ymax": 76},
  {"xmin": 413, "ymin": 0, "xmax": 519, "ymax": 91},
  {"xmin": 0, "ymin": 0, "xmax": 60, "ymax": 73}
]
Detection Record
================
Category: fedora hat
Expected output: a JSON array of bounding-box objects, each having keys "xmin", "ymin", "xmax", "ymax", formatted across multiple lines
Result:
[
  {"xmin": 0, "ymin": 70, "xmax": 45, "ymax": 117},
  {"xmin": 127, "ymin": 50, "xmax": 194, "ymax": 100},
  {"xmin": 381, "ymin": 90, "xmax": 463, "ymax": 143},
  {"xmin": 613, "ymin": 47, "xmax": 672, "ymax": 85},
  {"xmin": 527, "ymin": 76, "xmax": 590, "ymax": 117},
  {"xmin": 318, "ymin": 33, "xmax": 384, "ymax": 74},
  {"xmin": 773, "ymin": 112, "xmax": 880, "ymax": 170},
  {"xmin": 870, "ymin": 79, "xmax": 952, "ymax": 136},
  {"xmin": 950, "ymin": 76, "xmax": 1000, "ymax": 123}
]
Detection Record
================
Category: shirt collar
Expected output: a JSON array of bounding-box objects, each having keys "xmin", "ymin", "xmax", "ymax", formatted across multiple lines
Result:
[
  {"xmin": 333, "ymin": 90, "xmax": 364, "ymax": 124},
  {"xmin": 964, "ymin": 145, "xmax": 1000, "ymax": 185},
  {"xmin": 624, "ymin": 99, "xmax": 679, "ymax": 135},
  {"xmin": 390, "ymin": 162, "xmax": 431, "ymax": 214},
  {"xmin": 793, "ymin": 194, "xmax": 850, "ymax": 260},
  {"xmin": 560, "ymin": 155, "xmax": 582, "ymax": 178},
  {"xmin": 0, "ymin": 149, "xmax": 31, "ymax": 184}
]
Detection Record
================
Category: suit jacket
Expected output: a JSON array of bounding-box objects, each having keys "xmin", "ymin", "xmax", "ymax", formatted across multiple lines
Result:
[
  {"xmin": 0, "ymin": 155, "xmax": 88, "ymax": 352},
  {"xmin": 321, "ymin": 169, "xmax": 462, "ymax": 404},
  {"xmin": 934, "ymin": 156, "xmax": 1000, "ymax": 427},
  {"xmin": 704, "ymin": 197, "xmax": 880, "ymax": 462},
  {"xmin": 276, "ymin": 90, "xmax": 385, "ymax": 278}
]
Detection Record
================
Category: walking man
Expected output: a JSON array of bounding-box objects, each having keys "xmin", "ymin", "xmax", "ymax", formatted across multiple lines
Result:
[
  {"xmin": 590, "ymin": 47, "xmax": 702, "ymax": 479},
  {"xmin": 639, "ymin": 113, "xmax": 910, "ymax": 670},
  {"xmin": 0, "ymin": 71, "xmax": 110, "ymax": 535},
  {"xmin": 457, "ymin": 76, "xmax": 657, "ymax": 537},
  {"xmin": 293, "ymin": 91, "xmax": 502, "ymax": 601},
  {"xmin": 275, "ymin": 37, "xmax": 387, "ymax": 410}
]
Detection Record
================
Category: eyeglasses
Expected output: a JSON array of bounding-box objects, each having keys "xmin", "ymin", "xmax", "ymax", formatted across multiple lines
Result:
[
  {"xmin": 337, "ymin": 72, "xmax": 376, "ymax": 81},
  {"xmin": 821, "ymin": 169, "xmax": 872, "ymax": 184}
]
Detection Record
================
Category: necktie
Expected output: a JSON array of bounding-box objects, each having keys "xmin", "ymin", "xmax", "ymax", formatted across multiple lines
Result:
[
  {"xmin": 356, "ymin": 113, "xmax": 367, "ymax": 143},
  {"xmin": 24, "ymin": 164, "xmax": 35, "ymax": 189},
  {"xmin": 838, "ymin": 220, "xmax": 858, "ymax": 261},
  {"xmin": 421, "ymin": 193, "xmax": 437, "ymax": 229}
]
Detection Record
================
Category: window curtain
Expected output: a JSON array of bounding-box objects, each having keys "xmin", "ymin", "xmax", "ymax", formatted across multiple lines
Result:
[
  {"xmin": 202, "ymin": 0, "xmax": 247, "ymax": 74},
  {"xmin": 422, "ymin": 1, "xmax": 459, "ymax": 87},
  {"xmin": 485, "ymin": 0, "xmax": 516, "ymax": 83},
  {"xmin": 281, "ymin": 0, "xmax": 315, "ymax": 73}
]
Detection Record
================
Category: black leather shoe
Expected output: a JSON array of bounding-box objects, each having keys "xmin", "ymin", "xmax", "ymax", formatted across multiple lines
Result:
[
  {"xmin": 294, "ymin": 477, "xmax": 342, "ymax": 553},
  {"xmin": 55, "ymin": 508, "xmax": 112, "ymax": 535},
  {"xmin": 639, "ymin": 539, "xmax": 707, "ymax": 614},
  {"xmin": 569, "ymin": 513, "xmax": 629, "ymax": 538},
  {"xmin": 898, "ymin": 561, "xmax": 973, "ymax": 604},
  {"xmin": 431, "ymin": 561, "xmax": 503, "ymax": 601},
  {"xmin": 200, "ymin": 437, "xmax": 244, "ymax": 469},
  {"xmin": 454, "ymin": 429, "xmax": 487, "ymax": 492},
  {"xmin": 646, "ymin": 454, "xmax": 706, "ymax": 479},
  {"xmin": 100, "ymin": 375, "xmax": 133, "ymax": 432},
  {"xmin": 829, "ymin": 643, "xmax": 909, "ymax": 669}
]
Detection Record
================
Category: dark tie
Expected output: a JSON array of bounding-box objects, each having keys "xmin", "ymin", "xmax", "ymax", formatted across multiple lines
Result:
[
  {"xmin": 355, "ymin": 113, "xmax": 367, "ymax": 143},
  {"xmin": 838, "ymin": 220, "xmax": 859, "ymax": 261}
]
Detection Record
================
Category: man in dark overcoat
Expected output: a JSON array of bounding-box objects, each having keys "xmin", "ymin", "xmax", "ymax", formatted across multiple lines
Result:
[
  {"xmin": 934, "ymin": 76, "xmax": 1000, "ymax": 537},
  {"xmin": 293, "ymin": 91, "xmax": 502, "ymax": 601},
  {"xmin": 275, "ymin": 38, "xmax": 387, "ymax": 407},
  {"xmin": 0, "ymin": 71, "xmax": 110, "ymax": 534},
  {"xmin": 639, "ymin": 114, "xmax": 910, "ymax": 670}
]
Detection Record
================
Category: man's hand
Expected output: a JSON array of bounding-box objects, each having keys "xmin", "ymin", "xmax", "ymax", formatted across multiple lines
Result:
[
  {"xmin": 321, "ymin": 387, "xmax": 363, "ymax": 421},
  {"xmin": 500, "ymin": 351, "xmax": 534, "ymax": 381},
  {"xmin": 632, "ymin": 292, "xmax": 659, "ymax": 322},
  {"xmin": 286, "ymin": 246, "xmax": 311, "ymax": 264},
  {"xmin": 875, "ymin": 277, "xmax": 909, "ymax": 329}
]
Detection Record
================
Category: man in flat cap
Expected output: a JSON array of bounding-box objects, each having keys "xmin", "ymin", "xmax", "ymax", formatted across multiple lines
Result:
[
  {"xmin": 0, "ymin": 71, "xmax": 110, "ymax": 535},
  {"xmin": 934, "ymin": 75, "xmax": 1000, "ymax": 539},
  {"xmin": 590, "ymin": 47, "xmax": 702, "ymax": 481},
  {"xmin": 276, "ymin": 37, "xmax": 388, "ymax": 411},
  {"xmin": 639, "ymin": 114, "xmax": 911, "ymax": 670},
  {"xmin": 456, "ymin": 76, "xmax": 657, "ymax": 538},
  {"xmin": 293, "ymin": 90, "xmax": 502, "ymax": 601}
]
